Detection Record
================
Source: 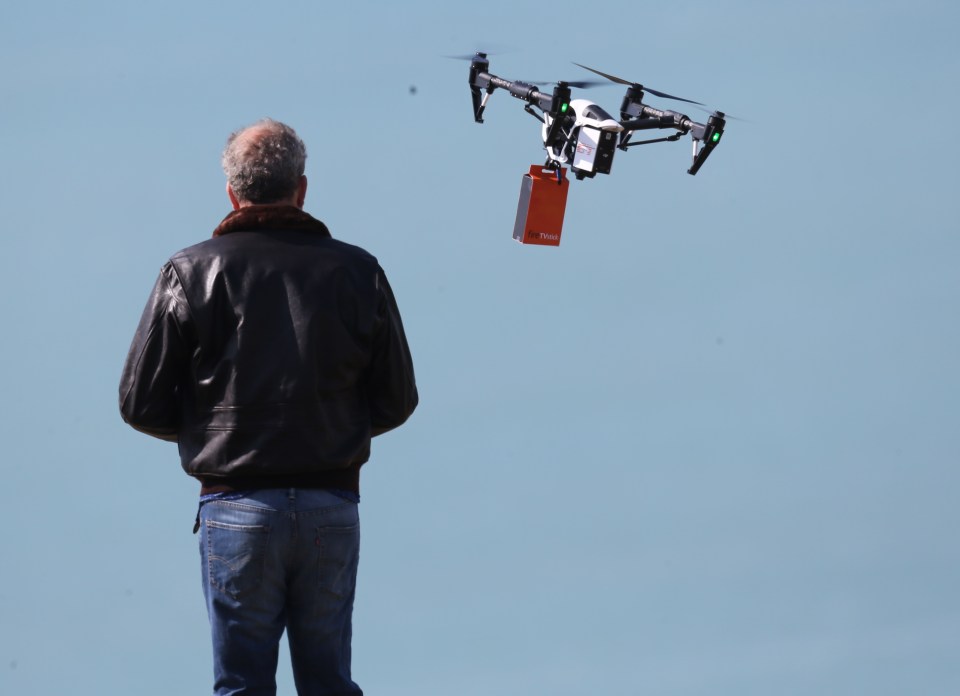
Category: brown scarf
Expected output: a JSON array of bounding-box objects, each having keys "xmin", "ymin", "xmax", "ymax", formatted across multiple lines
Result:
[{"xmin": 212, "ymin": 205, "xmax": 332, "ymax": 238}]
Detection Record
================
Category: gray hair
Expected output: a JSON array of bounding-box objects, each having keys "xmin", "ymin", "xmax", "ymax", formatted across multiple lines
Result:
[{"xmin": 221, "ymin": 119, "xmax": 307, "ymax": 204}]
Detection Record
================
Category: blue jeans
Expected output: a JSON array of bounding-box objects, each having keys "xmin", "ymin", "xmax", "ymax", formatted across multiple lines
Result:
[{"xmin": 198, "ymin": 488, "xmax": 362, "ymax": 695}]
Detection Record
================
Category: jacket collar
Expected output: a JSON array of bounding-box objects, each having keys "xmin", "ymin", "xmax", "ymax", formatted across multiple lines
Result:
[{"xmin": 212, "ymin": 205, "xmax": 332, "ymax": 238}]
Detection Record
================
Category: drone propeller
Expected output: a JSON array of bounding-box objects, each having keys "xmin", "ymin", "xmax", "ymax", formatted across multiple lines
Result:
[
  {"xmin": 525, "ymin": 79, "xmax": 606, "ymax": 90},
  {"xmin": 445, "ymin": 42, "xmax": 517, "ymax": 61},
  {"xmin": 572, "ymin": 62, "xmax": 705, "ymax": 106},
  {"xmin": 694, "ymin": 106, "xmax": 748, "ymax": 123},
  {"xmin": 446, "ymin": 52, "xmax": 491, "ymax": 61}
]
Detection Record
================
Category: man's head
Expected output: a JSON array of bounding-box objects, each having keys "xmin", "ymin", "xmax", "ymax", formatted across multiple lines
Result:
[{"xmin": 222, "ymin": 119, "xmax": 308, "ymax": 209}]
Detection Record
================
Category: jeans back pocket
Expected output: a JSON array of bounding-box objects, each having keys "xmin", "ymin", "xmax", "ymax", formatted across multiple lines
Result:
[
  {"xmin": 205, "ymin": 520, "xmax": 272, "ymax": 600},
  {"xmin": 315, "ymin": 522, "xmax": 360, "ymax": 600}
]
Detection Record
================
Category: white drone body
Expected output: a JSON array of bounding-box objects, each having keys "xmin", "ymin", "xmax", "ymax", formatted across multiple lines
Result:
[{"xmin": 541, "ymin": 99, "xmax": 623, "ymax": 176}]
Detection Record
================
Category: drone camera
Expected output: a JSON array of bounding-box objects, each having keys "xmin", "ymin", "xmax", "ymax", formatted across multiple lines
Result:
[{"xmin": 571, "ymin": 127, "xmax": 617, "ymax": 179}]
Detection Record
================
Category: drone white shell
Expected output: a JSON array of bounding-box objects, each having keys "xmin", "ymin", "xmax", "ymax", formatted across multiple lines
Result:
[{"xmin": 541, "ymin": 99, "xmax": 623, "ymax": 167}]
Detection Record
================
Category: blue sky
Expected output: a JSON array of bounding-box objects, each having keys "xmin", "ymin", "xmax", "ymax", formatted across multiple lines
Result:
[{"xmin": 2, "ymin": 1, "xmax": 958, "ymax": 694}]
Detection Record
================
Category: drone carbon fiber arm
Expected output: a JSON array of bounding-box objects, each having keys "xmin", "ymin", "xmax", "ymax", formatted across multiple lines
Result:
[
  {"xmin": 468, "ymin": 55, "xmax": 574, "ymax": 154},
  {"xmin": 471, "ymin": 72, "xmax": 556, "ymax": 120},
  {"xmin": 484, "ymin": 75, "xmax": 552, "ymax": 108},
  {"xmin": 620, "ymin": 104, "xmax": 725, "ymax": 176},
  {"xmin": 621, "ymin": 106, "xmax": 700, "ymax": 137}
]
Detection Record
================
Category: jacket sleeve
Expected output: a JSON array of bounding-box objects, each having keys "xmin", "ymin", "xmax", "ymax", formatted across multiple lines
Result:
[
  {"xmin": 118, "ymin": 263, "xmax": 191, "ymax": 442},
  {"xmin": 367, "ymin": 267, "xmax": 418, "ymax": 436}
]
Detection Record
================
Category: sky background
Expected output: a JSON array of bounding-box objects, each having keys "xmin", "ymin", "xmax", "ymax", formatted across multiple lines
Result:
[{"xmin": 2, "ymin": 1, "xmax": 958, "ymax": 694}]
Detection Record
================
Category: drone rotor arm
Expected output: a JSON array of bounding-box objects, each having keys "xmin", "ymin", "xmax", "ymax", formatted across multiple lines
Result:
[
  {"xmin": 482, "ymin": 74, "xmax": 552, "ymax": 109},
  {"xmin": 620, "ymin": 105, "xmax": 694, "ymax": 134}
]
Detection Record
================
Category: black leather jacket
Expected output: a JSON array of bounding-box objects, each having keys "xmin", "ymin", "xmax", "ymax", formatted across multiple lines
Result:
[{"xmin": 119, "ymin": 206, "xmax": 417, "ymax": 493}]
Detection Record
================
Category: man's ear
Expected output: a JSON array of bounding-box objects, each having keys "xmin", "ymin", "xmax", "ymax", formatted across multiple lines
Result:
[
  {"xmin": 227, "ymin": 184, "xmax": 241, "ymax": 210},
  {"xmin": 295, "ymin": 176, "xmax": 307, "ymax": 209}
]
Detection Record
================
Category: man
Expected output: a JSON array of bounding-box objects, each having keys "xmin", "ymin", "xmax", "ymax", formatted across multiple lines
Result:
[{"xmin": 119, "ymin": 119, "xmax": 418, "ymax": 695}]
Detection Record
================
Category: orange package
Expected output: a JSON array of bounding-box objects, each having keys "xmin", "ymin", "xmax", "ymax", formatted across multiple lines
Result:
[{"xmin": 512, "ymin": 165, "xmax": 569, "ymax": 246}]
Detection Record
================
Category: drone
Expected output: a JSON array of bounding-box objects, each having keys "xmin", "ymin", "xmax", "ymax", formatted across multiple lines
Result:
[{"xmin": 464, "ymin": 53, "xmax": 728, "ymax": 180}]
